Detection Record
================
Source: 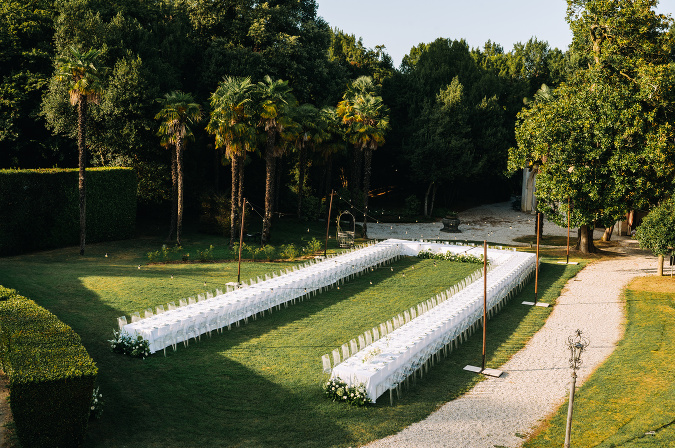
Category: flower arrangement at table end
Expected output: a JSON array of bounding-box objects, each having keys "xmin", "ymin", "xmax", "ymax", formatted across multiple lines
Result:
[
  {"xmin": 323, "ymin": 377, "xmax": 372, "ymax": 407},
  {"xmin": 90, "ymin": 386, "xmax": 104, "ymax": 420},
  {"xmin": 108, "ymin": 330, "xmax": 151, "ymax": 359},
  {"xmin": 417, "ymin": 249, "xmax": 485, "ymax": 264}
]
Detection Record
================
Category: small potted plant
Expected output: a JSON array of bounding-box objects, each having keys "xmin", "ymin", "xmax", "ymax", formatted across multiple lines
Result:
[{"xmin": 441, "ymin": 212, "xmax": 461, "ymax": 233}]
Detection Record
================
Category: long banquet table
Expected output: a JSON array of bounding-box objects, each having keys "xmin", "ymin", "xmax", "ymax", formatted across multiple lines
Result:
[
  {"xmin": 121, "ymin": 239, "xmax": 405, "ymax": 353},
  {"xmin": 330, "ymin": 245, "xmax": 536, "ymax": 402}
]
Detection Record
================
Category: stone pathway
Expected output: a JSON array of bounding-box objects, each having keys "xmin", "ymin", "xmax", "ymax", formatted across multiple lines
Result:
[{"xmin": 366, "ymin": 240, "xmax": 655, "ymax": 448}]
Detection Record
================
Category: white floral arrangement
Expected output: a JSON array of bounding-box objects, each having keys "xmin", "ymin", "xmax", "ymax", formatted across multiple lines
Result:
[
  {"xmin": 322, "ymin": 377, "xmax": 371, "ymax": 407},
  {"xmin": 362, "ymin": 347, "xmax": 381, "ymax": 363},
  {"xmin": 108, "ymin": 330, "xmax": 151, "ymax": 359}
]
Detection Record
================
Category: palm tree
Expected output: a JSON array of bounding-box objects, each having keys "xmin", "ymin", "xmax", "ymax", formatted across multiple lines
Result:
[
  {"xmin": 285, "ymin": 103, "xmax": 330, "ymax": 218},
  {"xmin": 256, "ymin": 75, "xmax": 297, "ymax": 245},
  {"xmin": 56, "ymin": 46, "xmax": 104, "ymax": 256},
  {"xmin": 155, "ymin": 91, "xmax": 202, "ymax": 246},
  {"xmin": 207, "ymin": 77, "xmax": 257, "ymax": 247},
  {"xmin": 337, "ymin": 76, "xmax": 389, "ymax": 238}
]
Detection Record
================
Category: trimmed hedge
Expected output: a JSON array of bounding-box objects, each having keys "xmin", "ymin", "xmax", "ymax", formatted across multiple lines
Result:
[
  {"xmin": 0, "ymin": 167, "xmax": 136, "ymax": 255},
  {"xmin": 0, "ymin": 286, "xmax": 97, "ymax": 447}
]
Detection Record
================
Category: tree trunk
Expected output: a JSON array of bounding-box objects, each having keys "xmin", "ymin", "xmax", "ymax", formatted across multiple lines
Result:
[
  {"xmin": 325, "ymin": 155, "xmax": 333, "ymax": 198},
  {"xmin": 262, "ymin": 129, "xmax": 276, "ymax": 245},
  {"xmin": 576, "ymin": 224, "xmax": 596, "ymax": 254},
  {"xmin": 423, "ymin": 181, "xmax": 434, "ymax": 217},
  {"xmin": 658, "ymin": 254, "xmax": 664, "ymax": 276},
  {"xmin": 362, "ymin": 147, "xmax": 372, "ymax": 239},
  {"xmin": 534, "ymin": 212, "xmax": 544, "ymax": 238},
  {"xmin": 229, "ymin": 155, "xmax": 239, "ymax": 248},
  {"xmin": 176, "ymin": 137, "xmax": 184, "ymax": 246},
  {"xmin": 602, "ymin": 225, "xmax": 614, "ymax": 242},
  {"xmin": 166, "ymin": 145, "xmax": 178, "ymax": 243},
  {"xmin": 351, "ymin": 145, "xmax": 362, "ymax": 203},
  {"xmin": 273, "ymin": 156, "xmax": 282, "ymax": 215},
  {"xmin": 430, "ymin": 182, "xmax": 437, "ymax": 217},
  {"xmin": 78, "ymin": 97, "xmax": 87, "ymax": 256},
  {"xmin": 297, "ymin": 141, "xmax": 306, "ymax": 218}
]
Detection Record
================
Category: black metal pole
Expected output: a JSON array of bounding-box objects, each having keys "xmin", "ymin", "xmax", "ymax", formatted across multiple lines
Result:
[
  {"xmin": 237, "ymin": 198, "xmax": 246, "ymax": 284},
  {"xmin": 324, "ymin": 190, "xmax": 334, "ymax": 257},
  {"xmin": 482, "ymin": 240, "xmax": 487, "ymax": 372}
]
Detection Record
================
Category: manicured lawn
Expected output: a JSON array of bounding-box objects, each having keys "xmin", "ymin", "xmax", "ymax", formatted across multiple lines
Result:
[
  {"xmin": 523, "ymin": 275, "xmax": 675, "ymax": 448},
  {"xmin": 0, "ymin": 233, "xmax": 583, "ymax": 447}
]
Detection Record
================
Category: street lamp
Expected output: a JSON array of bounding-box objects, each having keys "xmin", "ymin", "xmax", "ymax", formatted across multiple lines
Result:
[{"xmin": 564, "ymin": 329, "xmax": 589, "ymax": 448}]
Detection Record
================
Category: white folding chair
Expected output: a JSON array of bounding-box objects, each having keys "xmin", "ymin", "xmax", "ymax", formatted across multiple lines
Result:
[
  {"xmin": 167, "ymin": 301, "xmax": 177, "ymax": 310},
  {"xmin": 365, "ymin": 331, "xmax": 373, "ymax": 346},
  {"xmin": 144, "ymin": 308, "xmax": 153, "ymax": 319},
  {"xmin": 197, "ymin": 294, "xmax": 206, "ymax": 302},
  {"xmin": 179, "ymin": 298, "xmax": 188, "ymax": 307},
  {"xmin": 358, "ymin": 334, "xmax": 366, "ymax": 350},
  {"xmin": 130, "ymin": 311, "xmax": 141, "ymax": 323},
  {"xmin": 188, "ymin": 296, "xmax": 196, "ymax": 305},
  {"xmin": 350, "ymin": 339, "xmax": 358, "ymax": 355},
  {"xmin": 332, "ymin": 349, "xmax": 341, "ymax": 366},
  {"xmin": 322, "ymin": 354, "xmax": 332, "ymax": 374},
  {"xmin": 341, "ymin": 343, "xmax": 350, "ymax": 360},
  {"xmin": 156, "ymin": 304, "xmax": 165, "ymax": 314},
  {"xmin": 117, "ymin": 315, "xmax": 127, "ymax": 330},
  {"xmin": 372, "ymin": 326, "xmax": 380, "ymax": 341}
]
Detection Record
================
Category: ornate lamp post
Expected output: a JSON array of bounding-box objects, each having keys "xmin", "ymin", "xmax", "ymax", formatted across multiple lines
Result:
[{"xmin": 564, "ymin": 329, "xmax": 589, "ymax": 448}]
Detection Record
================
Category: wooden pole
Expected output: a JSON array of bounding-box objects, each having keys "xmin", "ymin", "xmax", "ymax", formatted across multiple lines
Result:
[
  {"xmin": 324, "ymin": 190, "xmax": 334, "ymax": 257},
  {"xmin": 567, "ymin": 198, "xmax": 570, "ymax": 265},
  {"xmin": 237, "ymin": 198, "xmax": 246, "ymax": 284},
  {"xmin": 482, "ymin": 240, "xmax": 487, "ymax": 372},
  {"xmin": 535, "ymin": 212, "xmax": 540, "ymax": 304}
]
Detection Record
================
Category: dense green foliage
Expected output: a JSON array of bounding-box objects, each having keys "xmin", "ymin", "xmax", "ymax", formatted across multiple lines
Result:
[
  {"xmin": 0, "ymin": 167, "xmax": 136, "ymax": 255},
  {"xmin": 0, "ymin": 0, "xmax": 576, "ymax": 230},
  {"xmin": 0, "ymin": 286, "xmax": 97, "ymax": 448},
  {"xmin": 635, "ymin": 196, "xmax": 675, "ymax": 256},
  {"xmin": 509, "ymin": 0, "xmax": 675, "ymax": 251}
]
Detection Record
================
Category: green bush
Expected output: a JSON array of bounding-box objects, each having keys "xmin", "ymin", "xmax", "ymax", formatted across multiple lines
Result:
[
  {"xmin": 0, "ymin": 168, "xmax": 136, "ymax": 255},
  {"xmin": 0, "ymin": 286, "xmax": 97, "ymax": 447}
]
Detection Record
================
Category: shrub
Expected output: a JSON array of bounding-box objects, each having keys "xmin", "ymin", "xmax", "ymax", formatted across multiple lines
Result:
[
  {"xmin": 279, "ymin": 244, "xmax": 300, "ymax": 260},
  {"xmin": 0, "ymin": 286, "xmax": 97, "ymax": 447},
  {"xmin": 262, "ymin": 245, "xmax": 277, "ymax": 261},
  {"xmin": 304, "ymin": 238, "xmax": 323, "ymax": 255},
  {"xmin": 0, "ymin": 168, "xmax": 136, "ymax": 255}
]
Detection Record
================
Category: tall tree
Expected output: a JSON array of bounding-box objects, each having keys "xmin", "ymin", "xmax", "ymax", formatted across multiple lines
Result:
[
  {"xmin": 155, "ymin": 91, "xmax": 202, "ymax": 246},
  {"xmin": 256, "ymin": 75, "xmax": 297, "ymax": 245},
  {"xmin": 337, "ymin": 76, "xmax": 389, "ymax": 238},
  {"xmin": 207, "ymin": 76, "xmax": 257, "ymax": 247},
  {"xmin": 509, "ymin": 0, "xmax": 675, "ymax": 253},
  {"xmin": 55, "ymin": 46, "xmax": 104, "ymax": 255}
]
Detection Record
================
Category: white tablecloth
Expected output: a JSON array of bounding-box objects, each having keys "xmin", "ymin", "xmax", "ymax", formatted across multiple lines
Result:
[
  {"xmin": 121, "ymin": 240, "xmax": 404, "ymax": 353},
  {"xmin": 331, "ymin": 247, "xmax": 536, "ymax": 402}
]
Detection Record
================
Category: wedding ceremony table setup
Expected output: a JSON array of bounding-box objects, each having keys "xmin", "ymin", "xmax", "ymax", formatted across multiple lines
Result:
[
  {"xmin": 328, "ymin": 242, "xmax": 536, "ymax": 403},
  {"xmin": 119, "ymin": 239, "xmax": 405, "ymax": 354}
]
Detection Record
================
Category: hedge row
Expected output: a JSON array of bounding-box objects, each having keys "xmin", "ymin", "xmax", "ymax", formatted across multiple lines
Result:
[
  {"xmin": 0, "ymin": 167, "xmax": 136, "ymax": 255},
  {"xmin": 0, "ymin": 286, "xmax": 98, "ymax": 447}
]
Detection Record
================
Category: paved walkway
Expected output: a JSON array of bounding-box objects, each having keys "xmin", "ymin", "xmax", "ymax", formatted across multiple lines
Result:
[{"xmin": 366, "ymin": 240, "xmax": 655, "ymax": 448}]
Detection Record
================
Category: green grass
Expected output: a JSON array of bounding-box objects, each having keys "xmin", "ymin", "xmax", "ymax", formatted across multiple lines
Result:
[
  {"xmin": 523, "ymin": 275, "xmax": 675, "ymax": 448},
  {"xmin": 0, "ymin": 232, "xmax": 583, "ymax": 447}
]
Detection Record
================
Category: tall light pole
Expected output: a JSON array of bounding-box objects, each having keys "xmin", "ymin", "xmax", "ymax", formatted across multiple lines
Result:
[{"xmin": 564, "ymin": 329, "xmax": 589, "ymax": 448}]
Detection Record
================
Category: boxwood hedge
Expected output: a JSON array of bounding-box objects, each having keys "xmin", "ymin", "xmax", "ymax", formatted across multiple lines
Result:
[
  {"xmin": 0, "ymin": 167, "xmax": 136, "ymax": 255},
  {"xmin": 0, "ymin": 286, "xmax": 97, "ymax": 447}
]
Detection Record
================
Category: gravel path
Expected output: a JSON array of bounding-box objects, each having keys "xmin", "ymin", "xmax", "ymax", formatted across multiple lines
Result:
[
  {"xmin": 365, "ymin": 236, "xmax": 655, "ymax": 447},
  {"xmin": 368, "ymin": 201, "xmax": 582, "ymax": 245}
]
